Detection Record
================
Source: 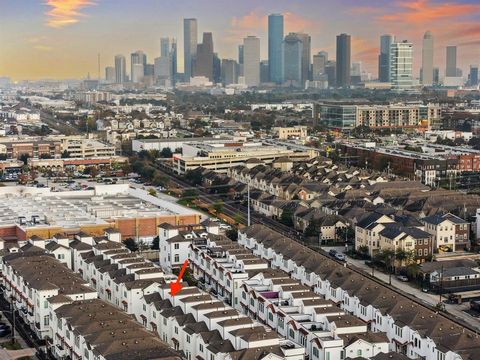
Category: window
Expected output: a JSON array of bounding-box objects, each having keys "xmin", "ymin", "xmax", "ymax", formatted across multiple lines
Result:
[
  {"xmin": 340, "ymin": 351, "xmax": 344, "ymax": 359},
  {"xmin": 174, "ymin": 254, "xmax": 179, "ymax": 263},
  {"xmin": 43, "ymin": 315, "xmax": 49, "ymax": 327},
  {"xmin": 186, "ymin": 335, "xmax": 190, "ymax": 343},
  {"xmin": 289, "ymin": 328, "xmax": 295, "ymax": 339},
  {"xmin": 313, "ymin": 347, "xmax": 319, "ymax": 358},
  {"xmin": 268, "ymin": 313, "xmax": 273, "ymax": 322},
  {"xmin": 175, "ymin": 327, "xmax": 178, "ymax": 334},
  {"xmin": 326, "ymin": 352, "xmax": 330, "ymax": 360},
  {"xmin": 44, "ymin": 300, "xmax": 48, "ymax": 309},
  {"xmin": 174, "ymin": 244, "xmax": 179, "ymax": 250},
  {"xmin": 84, "ymin": 349, "xmax": 89, "ymax": 360},
  {"xmin": 199, "ymin": 344, "xmax": 204, "ymax": 352},
  {"xmin": 357, "ymin": 350, "xmax": 362, "ymax": 357}
]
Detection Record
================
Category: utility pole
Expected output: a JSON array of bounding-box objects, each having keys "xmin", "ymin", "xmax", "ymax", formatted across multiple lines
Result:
[
  {"xmin": 439, "ymin": 264, "xmax": 444, "ymax": 305},
  {"xmin": 247, "ymin": 183, "xmax": 251, "ymax": 227}
]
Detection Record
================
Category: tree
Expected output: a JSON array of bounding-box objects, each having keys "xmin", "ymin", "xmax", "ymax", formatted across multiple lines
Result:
[
  {"xmin": 185, "ymin": 169, "xmax": 203, "ymax": 186},
  {"xmin": 61, "ymin": 150, "xmax": 71, "ymax": 159},
  {"xmin": 357, "ymin": 245, "xmax": 369, "ymax": 258},
  {"xmin": 151, "ymin": 236, "xmax": 159, "ymax": 250},
  {"xmin": 280, "ymin": 207, "xmax": 294, "ymax": 227},
  {"xmin": 19, "ymin": 153, "xmax": 30, "ymax": 165},
  {"xmin": 233, "ymin": 213, "xmax": 243, "ymax": 225},
  {"xmin": 226, "ymin": 228, "xmax": 238, "ymax": 241},
  {"xmin": 148, "ymin": 188, "xmax": 157, "ymax": 197},
  {"xmin": 304, "ymin": 221, "xmax": 319, "ymax": 237},
  {"xmin": 123, "ymin": 238, "xmax": 138, "ymax": 252},
  {"xmin": 212, "ymin": 201, "xmax": 223, "ymax": 215},
  {"xmin": 160, "ymin": 147, "xmax": 173, "ymax": 158}
]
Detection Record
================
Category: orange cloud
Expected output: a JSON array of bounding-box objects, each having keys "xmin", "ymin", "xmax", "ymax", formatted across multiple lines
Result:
[
  {"xmin": 377, "ymin": 0, "xmax": 480, "ymax": 24},
  {"xmin": 45, "ymin": 0, "xmax": 96, "ymax": 28}
]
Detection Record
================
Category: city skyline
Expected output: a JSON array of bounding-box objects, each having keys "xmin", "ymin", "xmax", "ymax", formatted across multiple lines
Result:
[{"xmin": 1, "ymin": 0, "xmax": 480, "ymax": 80}]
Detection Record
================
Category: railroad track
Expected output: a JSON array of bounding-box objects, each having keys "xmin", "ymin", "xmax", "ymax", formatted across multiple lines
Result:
[{"xmin": 155, "ymin": 166, "xmax": 480, "ymax": 333}]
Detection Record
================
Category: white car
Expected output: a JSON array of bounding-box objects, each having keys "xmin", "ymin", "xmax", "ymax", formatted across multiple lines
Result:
[{"xmin": 219, "ymin": 223, "xmax": 232, "ymax": 230}]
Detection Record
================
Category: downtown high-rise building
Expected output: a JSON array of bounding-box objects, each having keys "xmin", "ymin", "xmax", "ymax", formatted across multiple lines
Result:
[
  {"xmin": 390, "ymin": 40, "xmax": 413, "ymax": 91},
  {"xmin": 131, "ymin": 50, "xmax": 146, "ymax": 82},
  {"xmin": 268, "ymin": 13, "xmax": 284, "ymax": 84},
  {"xmin": 336, "ymin": 33, "xmax": 351, "ymax": 88},
  {"xmin": 378, "ymin": 34, "xmax": 394, "ymax": 82},
  {"xmin": 283, "ymin": 33, "xmax": 303, "ymax": 87},
  {"xmin": 421, "ymin": 31, "xmax": 434, "ymax": 86},
  {"xmin": 221, "ymin": 59, "xmax": 238, "ymax": 86},
  {"xmin": 193, "ymin": 32, "xmax": 214, "ymax": 80},
  {"xmin": 446, "ymin": 46, "xmax": 457, "ymax": 77},
  {"xmin": 312, "ymin": 51, "xmax": 328, "ymax": 81},
  {"xmin": 105, "ymin": 66, "xmax": 115, "ymax": 83},
  {"xmin": 160, "ymin": 38, "xmax": 170, "ymax": 58},
  {"xmin": 294, "ymin": 33, "xmax": 311, "ymax": 86},
  {"xmin": 114, "ymin": 55, "xmax": 126, "ymax": 83},
  {"xmin": 238, "ymin": 45, "xmax": 244, "ymax": 77},
  {"xmin": 243, "ymin": 36, "xmax": 260, "ymax": 87},
  {"xmin": 183, "ymin": 18, "xmax": 198, "ymax": 81},
  {"xmin": 469, "ymin": 65, "xmax": 479, "ymax": 86}
]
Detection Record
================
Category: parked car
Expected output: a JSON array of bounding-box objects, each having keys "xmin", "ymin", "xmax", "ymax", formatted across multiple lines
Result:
[
  {"xmin": 329, "ymin": 249, "xmax": 337, "ymax": 257},
  {"xmin": 219, "ymin": 223, "xmax": 232, "ymax": 230},
  {"xmin": 0, "ymin": 327, "xmax": 11, "ymax": 337},
  {"xmin": 397, "ymin": 275, "xmax": 409, "ymax": 282},
  {"xmin": 335, "ymin": 253, "xmax": 346, "ymax": 261}
]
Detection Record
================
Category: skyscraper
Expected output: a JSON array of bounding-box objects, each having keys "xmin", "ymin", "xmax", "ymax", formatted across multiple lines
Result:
[
  {"xmin": 336, "ymin": 33, "xmax": 351, "ymax": 88},
  {"xmin": 294, "ymin": 33, "xmax": 311, "ymax": 86},
  {"xmin": 105, "ymin": 66, "xmax": 115, "ymax": 83},
  {"xmin": 131, "ymin": 63, "xmax": 144, "ymax": 83},
  {"xmin": 114, "ymin": 55, "xmax": 126, "ymax": 83},
  {"xmin": 193, "ymin": 32, "xmax": 214, "ymax": 80},
  {"xmin": 268, "ymin": 14, "xmax": 284, "ymax": 84},
  {"xmin": 312, "ymin": 51, "xmax": 328, "ymax": 81},
  {"xmin": 160, "ymin": 38, "xmax": 170, "ymax": 58},
  {"xmin": 446, "ymin": 46, "xmax": 457, "ymax": 77},
  {"xmin": 221, "ymin": 59, "xmax": 238, "ymax": 86},
  {"xmin": 238, "ymin": 45, "xmax": 244, "ymax": 77},
  {"xmin": 378, "ymin": 34, "xmax": 394, "ymax": 82},
  {"xmin": 131, "ymin": 50, "xmax": 146, "ymax": 81},
  {"xmin": 243, "ymin": 36, "xmax": 260, "ymax": 87},
  {"xmin": 469, "ymin": 65, "xmax": 479, "ymax": 86},
  {"xmin": 183, "ymin": 18, "xmax": 198, "ymax": 81},
  {"xmin": 171, "ymin": 39, "xmax": 177, "ymax": 86},
  {"xmin": 421, "ymin": 31, "xmax": 434, "ymax": 86},
  {"xmin": 390, "ymin": 40, "xmax": 413, "ymax": 91},
  {"xmin": 283, "ymin": 33, "xmax": 303, "ymax": 87}
]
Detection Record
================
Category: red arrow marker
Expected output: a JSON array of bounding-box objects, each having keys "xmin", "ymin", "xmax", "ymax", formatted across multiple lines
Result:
[{"xmin": 170, "ymin": 259, "xmax": 189, "ymax": 296}]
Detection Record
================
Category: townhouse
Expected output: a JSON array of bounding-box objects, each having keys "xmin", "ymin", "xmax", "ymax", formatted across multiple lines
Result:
[
  {"xmin": 239, "ymin": 224, "xmax": 480, "ymax": 360},
  {"xmin": 421, "ymin": 213, "xmax": 470, "ymax": 252},
  {"xmin": 49, "ymin": 298, "xmax": 181, "ymax": 360},
  {"xmin": 190, "ymin": 231, "xmax": 393, "ymax": 360},
  {"xmin": 1, "ymin": 253, "xmax": 97, "ymax": 339}
]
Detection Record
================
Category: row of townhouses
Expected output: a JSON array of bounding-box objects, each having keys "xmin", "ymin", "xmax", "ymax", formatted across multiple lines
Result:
[
  {"xmin": 188, "ymin": 234, "xmax": 394, "ymax": 360},
  {"xmin": 238, "ymin": 224, "xmax": 480, "ymax": 360}
]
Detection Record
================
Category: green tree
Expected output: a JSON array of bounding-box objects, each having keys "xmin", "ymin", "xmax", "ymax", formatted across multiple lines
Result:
[
  {"xmin": 61, "ymin": 150, "xmax": 71, "ymax": 158},
  {"xmin": 213, "ymin": 201, "xmax": 224, "ymax": 215},
  {"xmin": 160, "ymin": 147, "xmax": 173, "ymax": 158},
  {"xmin": 148, "ymin": 188, "xmax": 157, "ymax": 197},
  {"xmin": 226, "ymin": 228, "xmax": 238, "ymax": 241},
  {"xmin": 151, "ymin": 236, "xmax": 159, "ymax": 250},
  {"xmin": 280, "ymin": 207, "xmax": 294, "ymax": 227},
  {"xmin": 123, "ymin": 238, "xmax": 138, "ymax": 252}
]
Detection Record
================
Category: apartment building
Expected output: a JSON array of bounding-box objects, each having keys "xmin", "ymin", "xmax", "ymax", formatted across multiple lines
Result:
[
  {"xmin": 356, "ymin": 103, "xmax": 440, "ymax": 129},
  {"xmin": 421, "ymin": 213, "xmax": 470, "ymax": 251},
  {"xmin": 239, "ymin": 224, "xmax": 480, "ymax": 360},
  {"xmin": 355, "ymin": 212, "xmax": 396, "ymax": 256}
]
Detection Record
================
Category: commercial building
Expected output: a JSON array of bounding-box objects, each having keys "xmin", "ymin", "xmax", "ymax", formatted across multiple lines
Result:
[
  {"xmin": 273, "ymin": 126, "xmax": 308, "ymax": 140},
  {"xmin": 268, "ymin": 14, "xmax": 284, "ymax": 84},
  {"xmin": 243, "ymin": 36, "xmax": 260, "ymax": 87},
  {"xmin": 312, "ymin": 51, "xmax": 328, "ymax": 81},
  {"xmin": 105, "ymin": 66, "xmax": 115, "ymax": 83},
  {"xmin": 221, "ymin": 59, "xmax": 238, "ymax": 86},
  {"xmin": 0, "ymin": 185, "xmax": 200, "ymax": 241},
  {"xmin": 172, "ymin": 141, "xmax": 315, "ymax": 174},
  {"xmin": 336, "ymin": 34, "xmax": 351, "ymax": 88},
  {"xmin": 421, "ymin": 31, "xmax": 434, "ymax": 86},
  {"xmin": 390, "ymin": 41, "xmax": 414, "ymax": 92},
  {"xmin": 183, "ymin": 18, "xmax": 198, "ymax": 81},
  {"xmin": 62, "ymin": 138, "xmax": 115, "ymax": 158},
  {"xmin": 378, "ymin": 35, "xmax": 394, "ymax": 83}
]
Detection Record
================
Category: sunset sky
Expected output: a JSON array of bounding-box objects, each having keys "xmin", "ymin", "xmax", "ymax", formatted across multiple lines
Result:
[{"xmin": 0, "ymin": 0, "xmax": 479, "ymax": 81}]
